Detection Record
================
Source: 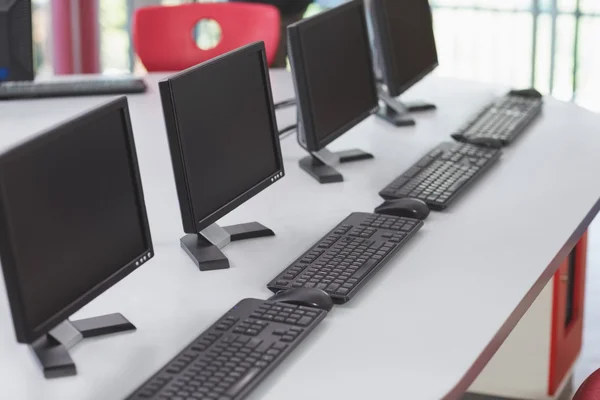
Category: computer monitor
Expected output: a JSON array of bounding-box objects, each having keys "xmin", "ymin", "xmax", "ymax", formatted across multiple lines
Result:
[
  {"xmin": 159, "ymin": 42, "xmax": 284, "ymax": 271},
  {"xmin": 0, "ymin": 0, "xmax": 34, "ymax": 81},
  {"xmin": 288, "ymin": 0, "xmax": 379, "ymax": 184},
  {"xmin": 368, "ymin": 0, "xmax": 439, "ymax": 126},
  {"xmin": 0, "ymin": 97, "xmax": 153, "ymax": 378}
]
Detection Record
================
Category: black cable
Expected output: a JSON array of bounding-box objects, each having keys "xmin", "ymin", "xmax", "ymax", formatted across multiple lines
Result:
[
  {"xmin": 274, "ymin": 98, "xmax": 296, "ymax": 110},
  {"xmin": 278, "ymin": 124, "xmax": 297, "ymax": 139}
]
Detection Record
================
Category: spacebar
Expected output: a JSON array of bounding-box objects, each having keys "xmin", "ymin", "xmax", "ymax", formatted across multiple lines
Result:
[
  {"xmin": 226, "ymin": 367, "xmax": 262, "ymax": 397},
  {"xmin": 351, "ymin": 259, "xmax": 378, "ymax": 280}
]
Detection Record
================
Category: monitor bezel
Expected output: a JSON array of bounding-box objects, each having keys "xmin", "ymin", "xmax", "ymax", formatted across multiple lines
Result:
[
  {"xmin": 0, "ymin": 97, "xmax": 154, "ymax": 344},
  {"xmin": 288, "ymin": 0, "xmax": 379, "ymax": 152},
  {"xmin": 0, "ymin": 0, "xmax": 35, "ymax": 82},
  {"xmin": 159, "ymin": 42, "xmax": 285, "ymax": 235},
  {"xmin": 370, "ymin": 0, "xmax": 439, "ymax": 98}
]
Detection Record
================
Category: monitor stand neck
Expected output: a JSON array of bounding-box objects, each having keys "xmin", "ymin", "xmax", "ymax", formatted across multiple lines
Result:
[
  {"xmin": 299, "ymin": 147, "xmax": 374, "ymax": 184},
  {"xmin": 31, "ymin": 313, "xmax": 135, "ymax": 379},
  {"xmin": 180, "ymin": 222, "xmax": 275, "ymax": 271},
  {"xmin": 376, "ymin": 86, "xmax": 436, "ymax": 127}
]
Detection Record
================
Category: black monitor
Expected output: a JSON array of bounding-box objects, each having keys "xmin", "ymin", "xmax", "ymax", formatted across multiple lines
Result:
[
  {"xmin": 288, "ymin": 0, "xmax": 379, "ymax": 184},
  {"xmin": 159, "ymin": 42, "xmax": 284, "ymax": 272},
  {"xmin": 369, "ymin": 0, "xmax": 439, "ymax": 126},
  {"xmin": 0, "ymin": 0, "xmax": 34, "ymax": 81},
  {"xmin": 0, "ymin": 97, "xmax": 153, "ymax": 378}
]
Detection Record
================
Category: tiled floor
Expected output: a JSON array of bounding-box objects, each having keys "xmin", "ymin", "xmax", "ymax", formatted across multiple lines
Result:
[{"xmin": 573, "ymin": 217, "xmax": 600, "ymax": 389}]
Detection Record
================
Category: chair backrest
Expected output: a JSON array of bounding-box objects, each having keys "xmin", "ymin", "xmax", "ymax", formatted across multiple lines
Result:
[
  {"xmin": 133, "ymin": 3, "xmax": 281, "ymax": 72},
  {"xmin": 573, "ymin": 369, "xmax": 600, "ymax": 400}
]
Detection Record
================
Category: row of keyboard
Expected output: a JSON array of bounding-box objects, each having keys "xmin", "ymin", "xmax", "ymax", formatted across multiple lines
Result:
[
  {"xmin": 128, "ymin": 299, "xmax": 327, "ymax": 400},
  {"xmin": 128, "ymin": 88, "xmax": 543, "ymax": 399},
  {"xmin": 380, "ymin": 88, "xmax": 542, "ymax": 210},
  {"xmin": 128, "ymin": 212, "xmax": 424, "ymax": 399}
]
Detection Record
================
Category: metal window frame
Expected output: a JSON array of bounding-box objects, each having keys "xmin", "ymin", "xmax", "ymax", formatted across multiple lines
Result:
[{"xmin": 430, "ymin": 0, "xmax": 599, "ymax": 102}]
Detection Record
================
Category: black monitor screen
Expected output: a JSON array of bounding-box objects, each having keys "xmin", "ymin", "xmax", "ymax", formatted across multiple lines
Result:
[
  {"xmin": 375, "ymin": 0, "xmax": 438, "ymax": 96},
  {"xmin": 292, "ymin": 0, "xmax": 378, "ymax": 149},
  {"xmin": 0, "ymin": 99, "xmax": 150, "ymax": 341},
  {"xmin": 163, "ymin": 44, "xmax": 282, "ymax": 232}
]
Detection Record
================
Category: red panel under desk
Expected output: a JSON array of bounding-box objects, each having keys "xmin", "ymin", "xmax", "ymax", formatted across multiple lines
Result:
[{"xmin": 549, "ymin": 230, "xmax": 587, "ymax": 395}]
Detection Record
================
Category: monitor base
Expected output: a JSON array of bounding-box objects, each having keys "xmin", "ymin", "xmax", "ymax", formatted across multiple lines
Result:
[
  {"xmin": 403, "ymin": 100, "xmax": 437, "ymax": 112},
  {"xmin": 299, "ymin": 148, "xmax": 374, "ymax": 184},
  {"xmin": 181, "ymin": 222, "xmax": 275, "ymax": 271},
  {"xmin": 377, "ymin": 85, "xmax": 436, "ymax": 127},
  {"xmin": 376, "ymin": 104, "xmax": 416, "ymax": 127},
  {"xmin": 31, "ymin": 313, "xmax": 135, "ymax": 379}
]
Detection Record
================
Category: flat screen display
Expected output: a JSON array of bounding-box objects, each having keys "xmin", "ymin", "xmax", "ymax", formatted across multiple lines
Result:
[
  {"xmin": 167, "ymin": 48, "xmax": 282, "ymax": 228},
  {"xmin": 377, "ymin": 0, "xmax": 438, "ymax": 96},
  {"xmin": 293, "ymin": 1, "xmax": 378, "ymax": 147},
  {"xmin": 0, "ymin": 102, "xmax": 149, "ymax": 339}
]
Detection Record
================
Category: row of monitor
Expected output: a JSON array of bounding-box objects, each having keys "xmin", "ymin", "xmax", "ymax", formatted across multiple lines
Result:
[
  {"xmin": 293, "ymin": 0, "xmax": 437, "ymax": 182},
  {"xmin": 0, "ymin": 0, "xmax": 439, "ymax": 377}
]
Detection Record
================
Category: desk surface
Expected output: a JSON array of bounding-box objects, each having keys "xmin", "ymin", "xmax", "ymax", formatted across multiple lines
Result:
[{"xmin": 1, "ymin": 70, "xmax": 600, "ymax": 400}]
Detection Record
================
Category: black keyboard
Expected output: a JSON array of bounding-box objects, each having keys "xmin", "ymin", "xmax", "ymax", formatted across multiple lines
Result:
[
  {"xmin": 379, "ymin": 142, "xmax": 501, "ymax": 210},
  {"xmin": 267, "ymin": 212, "xmax": 423, "ymax": 304},
  {"xmin": 451, "ymin": 89, "xmax": 543, "ymax": 148},
  {"xmin": 127, "ymin": 298, "xmax": 327, "ymax": 400},
  {"xmin": 0, "ymin": 77, "xmax": 147, "ymax": 100}
]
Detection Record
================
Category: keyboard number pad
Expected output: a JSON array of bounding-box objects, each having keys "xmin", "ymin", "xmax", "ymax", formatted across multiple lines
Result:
[
  {"xmin": 317, "ymin": 235, "xmax": 340, "ymax": 249},
  {"xmin": 361, "ymin": 215, "xmax": 418, "ymax": 232},
  {"xmin": 348, "ymin": 226, "xmax": 377, "ymax": 238},
  {"xmin": 332, "ymin": 224, "xmax": 352, "ymax": 235},
  {"xmin": 250, "ymin": 302, "xmax": 321, "ymax": 327},
  {"xmin": 232, "ymin": 319, "xmax": 268, "ymax": 336}
]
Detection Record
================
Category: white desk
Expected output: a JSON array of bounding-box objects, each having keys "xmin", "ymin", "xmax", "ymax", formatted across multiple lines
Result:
[{"xmin": 0, "ymin": 70, "xmax": 599, "ymax": 400}]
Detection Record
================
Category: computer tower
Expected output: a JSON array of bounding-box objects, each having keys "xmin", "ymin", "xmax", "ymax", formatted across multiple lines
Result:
[
  {"xmin": 0, "ymin": 0, "xmax": 34, "ymax": 81},
  {"xmin": 466, "ymin": 232, "xmax": 587, "ymax": 400}
]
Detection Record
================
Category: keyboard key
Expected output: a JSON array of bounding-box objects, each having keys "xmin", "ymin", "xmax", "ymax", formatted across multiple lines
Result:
[
  {"xmin": 352, "ymin": 259, "xmax": 377, "ymax": 280},
  {"xmin": 296, "ymin": 316, "xmax": 313, "ymax": 326},
  {"xmin": 327, "ymin": 283, "xmax": 340, "ymax": 292},
  {"xmin": 225, "ymin": 367, "xmax": 261, "ymax": 396},
  {"xmin": 272, "ymin": 342, "xmax": 288, "ymax": 351}
]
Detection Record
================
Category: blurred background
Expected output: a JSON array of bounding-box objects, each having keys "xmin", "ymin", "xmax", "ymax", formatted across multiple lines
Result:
[{"xmin": 31, "ymin": 0, "xmax": 600, "ymax": 111}]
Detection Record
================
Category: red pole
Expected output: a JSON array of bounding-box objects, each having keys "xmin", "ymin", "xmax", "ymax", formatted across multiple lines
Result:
[
  {"xmin": 51, "ymin": 0, "xmax": 73, "ymax": 75},
  {"xmin": 51, "ymin": 0, "xmax": 100, "ymax": 75},
  {"xmin": 79, "ymin": 0, "xmax": 100, "ymax": 73}
]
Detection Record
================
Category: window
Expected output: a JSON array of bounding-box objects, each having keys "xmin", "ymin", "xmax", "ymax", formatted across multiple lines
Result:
[
  {"xmin": 50, "ymin": 0, "xmax": 597, "ymax": 112},
  {"xmin": 32, "ymin": 0, "xmax": 52, "ymax": 75},
  {"xmin": 430, "ymin": 0, "xmax": 600, "ymax": 111},
  {"xmin": 100, "ymin": 0, "xmax": 130, "ymax": 73}
]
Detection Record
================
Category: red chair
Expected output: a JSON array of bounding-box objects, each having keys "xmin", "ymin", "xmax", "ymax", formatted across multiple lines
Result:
[
  {"xmin": 574, "ymin": 369, "xmax": 600, "ymax": 400},
  {"xmin": 133, "ymin": 3, "xmax": 280, "ymax": 72}
]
